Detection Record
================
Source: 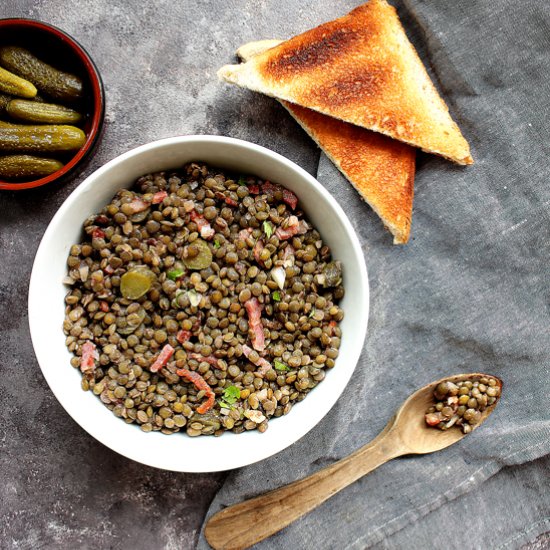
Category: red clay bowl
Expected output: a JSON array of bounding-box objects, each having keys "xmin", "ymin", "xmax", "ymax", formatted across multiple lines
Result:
[{"xmin": 0, "ymin": 19, "xmax": 105, "ymax": 191}]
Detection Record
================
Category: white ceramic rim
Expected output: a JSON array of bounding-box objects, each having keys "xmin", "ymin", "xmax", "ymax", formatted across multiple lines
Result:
[{"xmin": 29, "ymin": 135, "xmax": 369, "ymax": 472}]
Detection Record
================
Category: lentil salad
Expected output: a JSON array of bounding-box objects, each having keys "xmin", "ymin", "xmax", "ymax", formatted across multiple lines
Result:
[{"xmin": 63, "ymin": 162, "xmax": 345, "ymax": 437}]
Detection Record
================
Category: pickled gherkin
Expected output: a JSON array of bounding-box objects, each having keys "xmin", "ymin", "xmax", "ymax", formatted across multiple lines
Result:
[
  {"xmin": 6, "ymin": 99, "xmax": 82, "ymax": 124},
  {"xmin": 0, "ymin": 46, "xmax": 83, "ymax": 102},
  {"xmin": 182, "ymin": 239, "xmax": 212, "ymax": 270},
  {"xmin": 120, "ymin": 268, "xmax": 156, "ymax": 299}
]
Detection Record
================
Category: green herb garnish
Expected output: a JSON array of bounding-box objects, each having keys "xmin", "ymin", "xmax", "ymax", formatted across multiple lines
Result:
[
  {"xmin": 272, "ymin": 290, "xmax": 281, "ymax": 302},
  {"xmin": 218, "ymin": 400, "xmax": 232, "ymax": 410},
  {"xmin": 309, "ymin": 307, "xmax": 316, "ymax": 318},
  {"xmin": 263, "ymin": 220, "xmax": 274, "ymax": 239},
  {"xmin": 167, "ymin": 269, "xmax": 184, "ymax": 281},
  {"xmin": 222, "ymin": 385, "xmax": 241, "ymax": 404},
  {"xmin": 213, "ymin": 239, "xmax": 221, "ymax": 249},
  {"xmin": 238, "ymin": 175, "xmax": 247, "ymax": 186},
  {"xmin": 274, "ymin": 359, "xmax": 290, "ymax": 371}
]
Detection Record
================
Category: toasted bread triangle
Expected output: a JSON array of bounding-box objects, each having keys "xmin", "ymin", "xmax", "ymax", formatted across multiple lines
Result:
[
  {"xmin": 237, "ymin": 40, "xmax": 416, "ymax": 245},
  {"xmin": 220, "ymin": 0, "xmax": 473, "ymax": 165}
]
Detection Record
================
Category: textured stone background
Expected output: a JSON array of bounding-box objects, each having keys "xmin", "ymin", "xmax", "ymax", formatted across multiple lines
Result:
[{"xmin": 0, "ymin": 1, "xmax": 547, "ymax": 549}]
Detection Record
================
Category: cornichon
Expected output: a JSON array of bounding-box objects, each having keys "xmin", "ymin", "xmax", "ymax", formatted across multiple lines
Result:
[
  {"xmin": 6, "ymin": 99, "xmax": 82, "ymax": 124},
  {"xmin": 0, "ymin": 46, "xmax": 83, "ymax": 102},
  {"xmin": 0, "ymin": 154, "xmax": 64, "ymax": 179},
  {"xmin": 0, "ymin": 124, "xmax": 86, "ymax": 152},
  {"xmin": 0, "ymin": 65, "xmax": 37, "ymax": 98}
]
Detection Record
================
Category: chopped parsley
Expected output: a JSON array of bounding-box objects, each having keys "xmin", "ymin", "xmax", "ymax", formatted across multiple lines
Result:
[
  {"xmin": 218, "ymin": 385, "xmax": 241, "ymax": 410},
  {"xmin": 263, "ymin": 220, "xmax": 274, "ymax": 239},
  {"xmin": 274, "ymin": 359, "xmax": 290, "ymax": 371},
  {"xmin": 167, "ymin": 269, "xmax": 184, "ymax": 281},
  {"xmin": 272, "ymin": 290, "xmax": 281, "ymax": 302}
]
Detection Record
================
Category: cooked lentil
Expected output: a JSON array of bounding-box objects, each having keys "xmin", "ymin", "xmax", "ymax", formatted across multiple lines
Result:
[
  {"xmin": 63, "ymin": 162, "xmax": 344, "ymax": 437},
  {"xmin": 425, "ymin": 376, "xmax": 501, "ymax": 434}
]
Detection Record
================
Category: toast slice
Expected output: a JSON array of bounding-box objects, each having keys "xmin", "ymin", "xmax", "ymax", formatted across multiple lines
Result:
[
  {"xmin": 237, "ymin": 40, "xmax": 416, "ymax": 245},
  {"xmin": 220, "ymin": 0, "xmax": 473, "ymax": 165}
]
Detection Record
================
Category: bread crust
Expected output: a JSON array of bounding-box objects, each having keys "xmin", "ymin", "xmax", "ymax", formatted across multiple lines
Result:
[
  {"xmin": 220, "ymin": 0, "xmax": 473, "ymax": 165},
  {"xmin": 238, "ymin": 40, "xmax": 416, "ymax": 244}
]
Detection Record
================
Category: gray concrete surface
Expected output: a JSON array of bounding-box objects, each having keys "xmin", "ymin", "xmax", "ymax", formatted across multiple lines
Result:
[{"xmin": 0, "ymin": 1, "xmax": 547, "ymax": 549}]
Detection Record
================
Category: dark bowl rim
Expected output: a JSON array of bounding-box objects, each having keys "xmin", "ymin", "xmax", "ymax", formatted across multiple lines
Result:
[{"xmin": 0, "ymin": 18, "xmax": 105, "ymax": 191}]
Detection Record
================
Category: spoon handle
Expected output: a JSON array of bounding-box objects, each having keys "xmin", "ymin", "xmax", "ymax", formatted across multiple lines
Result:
[{"xmin": 204, "ymin": 427, "xmax": 404, "ymax": 550}]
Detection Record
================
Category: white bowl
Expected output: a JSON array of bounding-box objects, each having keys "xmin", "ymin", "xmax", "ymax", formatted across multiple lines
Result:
[{"xmin": 29, "ymin": 135, "xmax": 369, "ymax": 472}]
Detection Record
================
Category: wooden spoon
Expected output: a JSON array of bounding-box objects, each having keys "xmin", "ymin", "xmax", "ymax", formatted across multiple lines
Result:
[{"xmin": 204, "ymin": 373, "xmax": 502, "ymax": 550}]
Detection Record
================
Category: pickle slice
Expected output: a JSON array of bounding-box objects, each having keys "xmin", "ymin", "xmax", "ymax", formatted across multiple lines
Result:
[
  {"xmin": 120, "ymin": 268, "xmax": 156, "ymax": 299},
  {"xmin": 182, "ymin": 239, "xmax": 212, "ymax": 270}
]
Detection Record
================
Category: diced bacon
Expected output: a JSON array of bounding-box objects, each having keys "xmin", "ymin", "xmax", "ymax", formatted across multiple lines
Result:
[
  {"xmin": 104, "ymin": 265, "xmax": 114, "ymax": 275},
  {"xmin": 92, "ymin": 228, "xmax": 105, "ymax": 239},
  {"xmin": 328, "ymin": 320, "xmax": 337, "ymax": 336},
  {"xmin": 176, "ymin": 368, "xmax": 215, "ymax": 414},
  {"xmin": 80, "ymin": 341, "xmax": 98, "ymax": 374},
  {"xmin": 183, "ymin": 200, "xmax": 195, "ymax": 212},
  {"xmin": 126, "ymin": 198, "xmax": 150, "ymax": 214},
  {"xmin": 261, "ymin": 181, "xmax": 279, "ymax": 200},
  {"xmin": 99, "ymin": 301, "xmax": 110, "ymax": 312},
  {"xmin": 275, "ymin": 216, "xmax": 308, "ymax": 240},
  {"xmin": 239, "ymin": 228, "xmax": 253, "ymax": 241},
  {"xmin": 425, "ymin": 413, "xmax": 441, "ymax": 426},
  {"xmin": 244, "ymin": 297, "xmax": 265, "ymax": 352},
  {"xmin": 215, "ymin": 191, "xmax": 238, "ymax": 207},
  {"xmin": 242, "ymin": 344, "xmax": 272, "ymax": 376},
  {"xmin": 190, "ymin": 210, "xmax": 215, "ymax": 240},
  {"xmin": 282, "ymin": 188, "xmax": 298, "ymax": 210},
  {"xmin": 176, "ymin": 330, "xmax": 192, "ymax": 344},
  {"xmin": 248, "ymin": 183, "xmax": 260, "ymax": 194},
  {"xmin": 150, "ymin": 344, "xmax": 175, "ymax": 373},
  {"xmin": 94, "ymin": 215, "xmax": 109, "ymax": 225},
  {"xmin": 189, "ymin": 352, "xmax": 222, "ymax": 369},
  {"xmin": 152, "ymin": 191, "xmax": 168, "ymax": 204},
  {"xmin": 253, "ymin": 239, "xmax": 265, "ymax": 266}
]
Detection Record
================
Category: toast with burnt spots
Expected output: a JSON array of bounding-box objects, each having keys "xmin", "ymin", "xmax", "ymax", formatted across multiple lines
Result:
[
  {"xmin": 219, "ymin": 0, "xmax": 473, "ymax": 165},
  {"xmin": 237, "ymin": 40, "xmax": 416, "ymax": 245}
]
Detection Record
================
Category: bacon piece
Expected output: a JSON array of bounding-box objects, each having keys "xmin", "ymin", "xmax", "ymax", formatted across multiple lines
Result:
[
  {"xmin": 282, "ymin": 188, "xmax": 298, "ymax": 210},
  {"xmin": 242, "ymin": 344, "xmax": 272, "ymax": 376},
  {"xmin": 92, "ymin": 228, "xmax": 105, "ymax": 239},
  {"xmin": 190, "ymin": 210, "xmax": 215, "ymax": 240},
  {"xmin": 215, "ymin": 191, "xmax": 238, "ymax": 207},
  {"xmin": 176, "ymin": 368, "xmax": 215, "ymax": 414},
  {"xmin": 176, "ymin": 330, "xmax": 192, "ymax": 344},
  {"xmin": 126, "ymin": 198, "xmax": 150, "ymax": 214},
  {"xmin": 80, "ymin": 341, "xmax": 98, "ymax": 374},
  {"xmin": 189, "ymin": 352, "xmax": 222, "ymax": 369},
  {"xmin": 150, "ymin": 344, "xmax": 175, "ymax": 373},
  {"xmin": 152, "ymin": 191, "xmax": 168, "ymax": 204},
  {"xmin": 244, "ymin": 297, "xmax": 265, "ymax": 352},
  {"xmin": 275, "ymin": 216, "xmax": 308, "ymax": 240},
  {"xmin": 253, "ymin": 239, "xmax": 265, "ymax": 266},
  {"xmin": 99, "ymin": 301, "xmax": 110, "ymax": 312},
  {"xmin": 261, "ymin": 181, "xmax": 279, "ymax": 200},
  {"xmin": 248, "ymin": 183, "xmax": 260, "ymax": 194},
  {"xmin": 94, "ymin": 215, "xmax": 109, "ymax": 225},
  {"xmin": 425, "ymin": 413, "xmax": 441, "ymax": 426}
]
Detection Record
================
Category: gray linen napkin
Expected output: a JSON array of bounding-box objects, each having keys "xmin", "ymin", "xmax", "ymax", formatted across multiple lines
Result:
[{"xmin": 199, "ymin": 0, "xmax": 550, "ymax": 547}]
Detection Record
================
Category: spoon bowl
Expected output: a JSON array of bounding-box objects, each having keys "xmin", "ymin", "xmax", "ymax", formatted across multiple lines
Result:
[
  {"xmin": 205, "ymin": 372, "xmax": 502, "ymax": 550},
  {"xmin": 395, "ymin": 373, "xmax": 503, "ymax": 454}
]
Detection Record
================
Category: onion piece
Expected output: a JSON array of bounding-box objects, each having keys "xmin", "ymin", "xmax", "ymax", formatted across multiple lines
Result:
[{"xmin": 271, "ymin": 266, "xmax": 286, "ymax": 290}]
